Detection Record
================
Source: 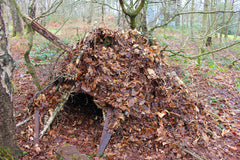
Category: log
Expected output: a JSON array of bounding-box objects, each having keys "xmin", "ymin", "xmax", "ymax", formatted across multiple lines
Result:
[{"xmin": 26, "ymin": 16, "xmax": 72, "ymax": 53}]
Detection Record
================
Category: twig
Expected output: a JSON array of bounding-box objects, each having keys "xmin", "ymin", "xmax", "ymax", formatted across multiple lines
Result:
[
  {"xmin": 34, "ymin": 109, "xmax": 39, "ymax": 145},
  {"xmin": 34, "ymin": 0, "xmax": 63, "ymax": 21},
  {"xmin": 55, "ymin": 17, "xmax": 71, "ymax": 35},
  {"xmin": 165, "ymin": 40, "xmax": 240, "ymax": 59},
  {"xmin": 229, "ymin": 57, "xmax": 240, "ymax": 68},
  {"xmin": 16, "ymin": 116, "xmax": 33, "ymax": 127},
  {"xmin": 27, "ymin": 75, "xmax": 64, "ymax": 112},
  {"xmin": 39, "ymin": 86, "xmax": 75, "ymax": 138},
  {"xmin": 182, "ymin": 148, "xmax": 205, "ymax": 160}
]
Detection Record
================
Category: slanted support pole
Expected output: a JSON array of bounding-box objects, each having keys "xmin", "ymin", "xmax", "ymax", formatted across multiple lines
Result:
[
  {"xmin": 26, "ymin": 16, "xmax": 72, "ymax": 53},
  {"xmin": 97, "ymin": 106, "xmax": 114, "ymax": 156}
]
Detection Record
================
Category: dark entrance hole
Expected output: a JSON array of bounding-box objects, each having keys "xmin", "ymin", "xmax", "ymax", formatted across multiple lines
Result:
[{"xmin": 65, "ymin": 92, "xmax": 103, "ymax": 118}]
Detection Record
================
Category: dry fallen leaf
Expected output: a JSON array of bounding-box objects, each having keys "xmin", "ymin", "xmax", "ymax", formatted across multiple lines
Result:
[
  {"xmin": 156, "ymin": 110, "xmax": 167, "ymax": 118},
  {"xmin": 202, "ymin": 132, "xmax": 209, "ymax": 144},
  {"xmin": 34, "ymin": 144, "xmax": 41, "ymax": 154},
  {"xmin": 221, "ymin": 129, "xmax": 230, "ymax": 137}
]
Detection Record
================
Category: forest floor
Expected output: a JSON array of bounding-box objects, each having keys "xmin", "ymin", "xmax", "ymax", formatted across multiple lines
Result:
[{"xmin": 10, "ymin": 20, "xmax": 240, "ymax": 159}]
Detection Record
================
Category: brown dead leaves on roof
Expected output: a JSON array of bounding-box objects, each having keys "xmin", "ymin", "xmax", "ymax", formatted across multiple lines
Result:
[{"xmin": 32, "ymin": 28, "xmax": 213, "ymax": 159}]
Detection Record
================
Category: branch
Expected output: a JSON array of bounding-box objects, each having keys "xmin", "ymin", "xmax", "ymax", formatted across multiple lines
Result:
[
  {"xmin": 182, "ymin": 148, "xmax": 205, "ymax": 160},
  {"xmin": 40, "ymin": 86, "xmax": 75, "ymax": 138},
  {"xmin": 91, "ymin": 0, "xmax": 119, "ymax": 11},
  {"xmin": 149, "ymin": 7, "xmax": 238, "ymax": 33},
  {"xmin": 229, "ymin": 58, "xmax": 240, "ymax": 68},
  {"xmin": 34, "ymin": 0, "xmax": 63, "ymax": 21},
  {"xmin": 26, "ymin": 16, "xmax": 72, "ymax": 52},
  {"xmin": 134, "ymin": 0, "xmax": 145, "ymax": 16},
  {"xmin": 119, "ymin": 0, "xmax": 145, "ymax": 17},
  {"xmin": 12, "ymin": 0, "xmax": 42, "ymax": 91},
  {"xmin": 74, "ymin": 0, "xmax": 119, "ymax": 11},
  {"xmin": 189, "ymin": 41, "xmax": 240, "ymax": 59},
  {"xmin": 166, "ymin": 41, "xmax": 240, "ymax": 59},
  {"xmin": 119, "ymin": 0, "xmax": 132, "ymax": 16},
  {"xmin": 16, "ymin": 116, "xmax": 33, "ymax": 127},
  {"xmin": 179, "ymin": 10, "xmax": 239, "ymax": 15},
  {"xmin": 149, "ymin": 0, "xmax": 191, "ymax": 33}
]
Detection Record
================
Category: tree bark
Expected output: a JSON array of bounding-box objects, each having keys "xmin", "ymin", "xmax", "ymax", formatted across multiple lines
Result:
[
  {"xmin": 190, "ymin": 0, "xmax": 194, "ymax": 37},
  {"xmin": 234, "ymin": 11, "xmax": 240, "ymax": 40},
  {"xmin": 101, "ymin": 0, "xmax": 105, "ymax": 22},
  {"xmin": 220, "ymin": 0, "xmax": 227, "ymax": 42},
  {"xmin": 202, "ymin": 0, "xmax": 209, "ymax": 35},
  {"xmin": 119, "ymin": 0, "xmax": 145, "ymax": 29},
  {"xmin": 8, "ymin": 0, "xmax": 23, "ymax": 36},
  {"xmin": 0, "ymin": 2, "xmax": 22, "ymax": 159},
  {"xmin": 224, "ymin": 0, "xmax": 234, "ymax": 39},
  {"xmin": 26, "ymin": 16, "xmax": 72, "ymax": 53},
  {"xmin": 87, "ymin": 0, "xmax": 94, "ymax": 24},
  {"xmin": 175, "ymin": 0, "xmax": 181, "ymax": 26},
  {"xmin": 141, "ymin": 1, "xmax": 147, "ymax": 36},
  {"xmin": 28, "ymin": 0, "xmax": 36, "ymax": 19}
]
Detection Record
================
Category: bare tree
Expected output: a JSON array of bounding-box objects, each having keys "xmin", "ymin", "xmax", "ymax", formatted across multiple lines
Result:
[
  {"xmin": 234, "ymin": 11, "xmax": 240, "ymax": 40},
  {"xmin": 8, "ymin": 0, "xmax": 23, "ymax": 36},
  {"xmin": 28, "ymin": 0, "xmax": 36, "ymax": 19},
  {"xmin": 0, "ymin": 1, "xmax": 22, "ymax": 159},
  {"xmin": 220, "ymin": 0, "xmax": 227, "ymax": 42},
  {"xmin": 119, "ymin": 0, "xmax": 145, "ymax": 29},
  {"xmin": 87, "ymin": 0, "xmax": 94, "ymax": 24},
  {"xmin": 224, "ymin": 0, "xmax": 234, "ymax": 39}
]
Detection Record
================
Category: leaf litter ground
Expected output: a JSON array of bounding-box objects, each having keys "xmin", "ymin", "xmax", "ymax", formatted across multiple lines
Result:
[{"xmin": 11, "ymin": 28, "xmax": 240, "ymax": 159}]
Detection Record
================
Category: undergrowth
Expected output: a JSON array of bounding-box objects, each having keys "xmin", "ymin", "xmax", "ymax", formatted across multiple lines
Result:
[{"xmin": 0, "ymin": 147, "xmax": 14, "ymax": 160}]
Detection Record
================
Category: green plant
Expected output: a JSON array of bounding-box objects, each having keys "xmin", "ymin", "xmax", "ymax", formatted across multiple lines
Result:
[
  {"xmin": 0, "ymin": 147, "xmax": 14, "ymax": 160},
  {"xmin": 182, "ymin": 70, "xmax": 193, "ymax": 85},
  {"xmin": 87, "ymin": 152, "xmax": 109, "ymax": 160},
  {"xmin": 206, "ymin": 56, "xmax": 218, "ymax": 70},
  {"xmin": 196, "ymin": 56, "xmax": 202, "ymax": 67},
  {"xmin": 70, "ymin": 134, "xmax": 76, "ymax": 138},
  {"xmin": 210, "ymin": 97, "xmax": 218, "ymax": 105},
  {"xmin": 234, "ymin": 78, "xmax": 240, "ymax": 93},
  {"xmin": 30, "ymin": 42, "xmax": 60, "ymax": 64}
]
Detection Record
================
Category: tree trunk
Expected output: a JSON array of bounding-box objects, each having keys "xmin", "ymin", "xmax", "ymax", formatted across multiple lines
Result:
[
  {"xmin": 212, "ymin": 0, "xmax": 218, "ymax": 38},
  {"xmin": 234, "ymin": 11, "xmax": 240, "ymax": 40},
  {"xmin": 39, "ymin": 1, "xmax": 46, "ymax": 26},
  {"xmin": 0, "ymin": 2, "xmax": 22, "ymax": 159},
  {"xmin": 163, "ymin": 0, "xmax": 169, "ymax": 25},
  {"xmin": 87, "ymin": 1, "xmax": 94, "ymax": 24},
  {"xmin": 141, "ymin": 1, "xmax": 147, "ymax": 36},
  {"xmin": 28, "ymin": 0, "xmax": 36, "ymax": 19},
  {"xmin": 26, "ymin": 16, "xmax": 72, "ymax": 53},
  {"xmin": 101, "ymin": 0, "xmax": 105, "ymax": 22},
  {"xmin": 220, "ymin": 0, "xmax": 227, "ymax": 42},
  {"xmin": 202, "ymin": 0, "xmax": 209, "ymax": 35},
  {"xmin": 175, "ymin": 0, "xmax": 180, "ymax": 26},
  {"xmin": 224, "ymin": 0, "xmax": 234, "ymax": 40},
  {"xmin": 8, "ymin": 0, "xmax": 23, "ymax": 37},
  {"xmin": 119, "ymin": 0, "xmax": 145, "ymax": 29},
  {"xmin": 190, "ymin": 0, "xmax": 194, "ymax": 37}
]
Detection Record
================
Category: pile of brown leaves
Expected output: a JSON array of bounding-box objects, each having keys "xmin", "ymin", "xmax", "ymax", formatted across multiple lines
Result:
[{"xmin": 33, "ymin": 28, "xmax": 211, "ymax": 159}]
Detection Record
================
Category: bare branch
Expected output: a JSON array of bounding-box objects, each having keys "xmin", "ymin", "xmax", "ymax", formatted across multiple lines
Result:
[
  {"xmin": 149, "ymin": 2, "xmax": 239, "ymax": 34},
  {"xmin": 166, "ymin": 41, "xmax": 240, "ymax": 60},
  {"xmin": 34, "ymin": 0, "xmax": 63, "ymax": 21},
  {"xmin": 149, "ymin": 0, "xmax": 191, "ymax": 33}
]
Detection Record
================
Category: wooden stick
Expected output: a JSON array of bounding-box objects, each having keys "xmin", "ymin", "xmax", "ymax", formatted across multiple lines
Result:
[
  {"xmin": 182, "ymin": 148, "xmax": 205, "ymax": 160},
  {"xmin": 16, "ymin": 115, "xmax": 33, "ymax": 127},
  {"xmin": 34, "ymin": 109, "xmax": 40, "ymax": 145},
  {"xmin": 25, "ymin": 16, "xmax": 73, "ymax": 53},
  {"xmin": 39, "ymin": 86, "xmax": 75, "ymax": 138}
]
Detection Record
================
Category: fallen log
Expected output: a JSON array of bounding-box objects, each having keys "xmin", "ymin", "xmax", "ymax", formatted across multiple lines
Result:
[{"xmin": 26, "ymin": 16, "xmax": 72, "ymax": 53}]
